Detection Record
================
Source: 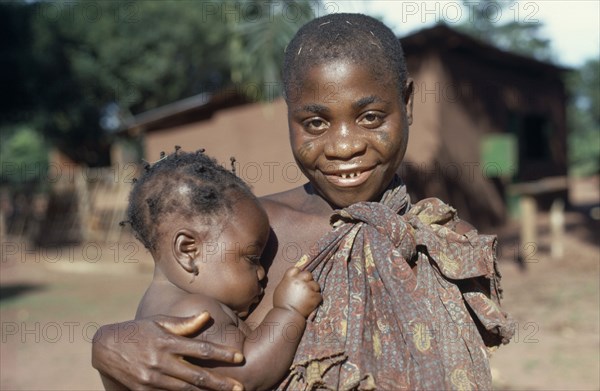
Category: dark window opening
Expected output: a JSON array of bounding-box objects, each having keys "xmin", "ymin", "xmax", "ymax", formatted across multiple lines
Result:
[{"xmin": 520, "ymin": 115, "xmax": 551, "ymax": 160}]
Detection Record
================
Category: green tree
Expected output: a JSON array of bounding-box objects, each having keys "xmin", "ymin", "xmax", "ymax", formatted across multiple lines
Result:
[
  {"xmin": 0, "ymin": 0, "xmax": 316, "ymax": 166},
  {"xmin": 227, "ymin": 1, "xmax": 314, "ymax": 100},
  {"xmin": 22, "ymin": 0, "xmax": 234, "ymax": 165},
  {"xmin": 0, "ymin": 126, "xmax": 48, "ymax": 187},
  {"xmin": 457, "ymin": 0, "xmax": 553, "ymax": 61}
]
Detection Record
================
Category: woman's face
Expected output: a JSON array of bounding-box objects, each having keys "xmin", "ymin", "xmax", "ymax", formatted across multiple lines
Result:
[{"xmin": 287, "ymin": 61, "xmax": 413, "ymax": 208}]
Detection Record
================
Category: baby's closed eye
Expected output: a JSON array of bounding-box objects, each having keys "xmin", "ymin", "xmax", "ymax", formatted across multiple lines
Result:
[{"xmin": 244, "ymin": 255, "xmax": 261, "ymax": 265}]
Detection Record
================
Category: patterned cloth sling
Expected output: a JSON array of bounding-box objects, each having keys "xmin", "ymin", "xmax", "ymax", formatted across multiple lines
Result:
[{"xmin": 278, "ymin": 179, "xmax": 515, "ymax": 390}]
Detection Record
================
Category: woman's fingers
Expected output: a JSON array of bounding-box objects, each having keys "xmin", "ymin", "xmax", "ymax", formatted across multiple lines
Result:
[
  {"xmin": 155, "ymin": 312, "xmax": 211, "ymax": 337},
  {"xmin": 92, "ymin": 316, "xmax": 245, "ymax": 390},
  {"xmin": 139, "ymin": 371, "xmax": 241, "ymax": 391},
  {"xmin": 155, "ymin": 313, "xmax": 244, "ymax": 363},
  {"xmin": 160, "ymin": 358, "xmax": 244, "ymax": 391},
  {"xmin": 141, "ymin": 375, "xmax": 205, "ymax": 391},
  {"xmin": 166, "ymin": 334, "xmax": 244, "ymax": 364},
  {"xmin": 152, "ymin": 315, "xmax": 244, "ymax": 390}
]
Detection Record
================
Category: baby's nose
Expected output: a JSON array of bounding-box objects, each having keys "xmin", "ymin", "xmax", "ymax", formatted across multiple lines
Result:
[{"xmin": 257, "ymin": 264, "xmax": 266, "ymax": 281}]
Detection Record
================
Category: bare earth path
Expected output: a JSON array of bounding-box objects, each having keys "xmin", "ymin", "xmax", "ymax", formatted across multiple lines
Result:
[
  {"xmin": 1, "ymin": 234, "xmax": 153, "ymax": 390},
  {"xmin": 1, "ymin": 177, "xmax": 598, "ymax": 390}
]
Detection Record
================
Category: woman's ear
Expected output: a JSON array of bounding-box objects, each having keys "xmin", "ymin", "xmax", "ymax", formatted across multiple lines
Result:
[
  {"xmin": 173, "ymin": 229, "xmax": 203, "ymax": 275},
  {"xmin": 404, "ymin": 79, "xmax": 414, "ymax": 126}
]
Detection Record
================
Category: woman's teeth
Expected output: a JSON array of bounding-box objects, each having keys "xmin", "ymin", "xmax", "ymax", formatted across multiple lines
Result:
[{"xmin": 340, "ymin": 172, "xmax": 361, "ymax": 179}]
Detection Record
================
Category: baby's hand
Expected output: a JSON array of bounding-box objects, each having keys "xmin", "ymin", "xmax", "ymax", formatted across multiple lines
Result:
[{"xmin": 273, "ymin": 267, "xmax": 322, "ymax": 318}]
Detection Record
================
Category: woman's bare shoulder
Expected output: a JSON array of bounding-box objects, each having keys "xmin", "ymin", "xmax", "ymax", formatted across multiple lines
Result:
[
  {"xmin": 259, "ymin": 185, "xmax": 309, "ymax": 220},
  {"xmin": 260, "ymin": 185, "xmax": 305, "ymax": 207},
  {"xmin": 260, "ymin": 185, "xmax": 332, "ymax": 223}
]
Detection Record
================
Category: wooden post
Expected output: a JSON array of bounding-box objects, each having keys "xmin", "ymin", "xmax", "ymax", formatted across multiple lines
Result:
[
  {"xmin": 75, "ymin": 166, "xmax": 90, "ymax": 242},
  {"xmin": 550, "ymin": 199, "xmax": 565, "ymax": 260},
  {"xmin": 0, "ymin": 209, "xmax": 5, "ymax": 241},
  {"xmin": 520, "ymin": 196, "xmax": 537, "ymax": 264}
]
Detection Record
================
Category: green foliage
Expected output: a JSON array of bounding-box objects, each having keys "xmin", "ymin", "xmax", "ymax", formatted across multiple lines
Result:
[
  {"xmin": 227, "ymin": 1, "xmax": 314, "ymax": 100},
  {"xmin": 0, "ymin": 126, "xmax": 48, "ymax": 186},
  {"xmin": 567, "ymin": 59, "xmax": 600, "ymax": 176},
  {"xmin": 457, "ymin": 0, "xmax": 553, "ymax": 61},
  {"xmin": 0, "ymin": 0, "xmax": 316, "ymax": 166}
]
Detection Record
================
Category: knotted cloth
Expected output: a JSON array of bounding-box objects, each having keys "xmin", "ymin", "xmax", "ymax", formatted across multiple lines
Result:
[{"xmin": 278, "ymin": 180, "xmax": 514, "ymax": 390}]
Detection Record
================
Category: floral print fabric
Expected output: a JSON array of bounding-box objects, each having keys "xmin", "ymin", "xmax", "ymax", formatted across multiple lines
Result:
[{"xmin": 278, "ymin": 180, "xmax": 514, "ymax": 390}]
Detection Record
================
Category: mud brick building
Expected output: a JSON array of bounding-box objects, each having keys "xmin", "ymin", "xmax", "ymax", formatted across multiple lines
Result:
[{"xmin": 122, "ymin": 25, "xmax": 569, "ymax": 229}]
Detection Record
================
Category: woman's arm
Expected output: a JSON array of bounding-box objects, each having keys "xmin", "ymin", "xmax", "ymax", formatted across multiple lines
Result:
[{"xmin": 91, "ymin": 313, "xmax": 244, "ymax": 391}]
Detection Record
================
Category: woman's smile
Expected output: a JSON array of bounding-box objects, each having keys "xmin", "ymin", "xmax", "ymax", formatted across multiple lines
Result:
[{"xmin": 320, "ymin": 164, "xmax": 376, "ymax": 188}]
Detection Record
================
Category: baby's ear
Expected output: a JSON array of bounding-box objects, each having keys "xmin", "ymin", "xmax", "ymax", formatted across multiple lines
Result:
[{"xmin": 173, "ymin": 229, "xmax": 205, "ymax": 275}]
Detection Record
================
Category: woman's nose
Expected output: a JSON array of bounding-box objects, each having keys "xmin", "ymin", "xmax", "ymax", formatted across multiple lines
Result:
[{"xmin": 323, "ymin": 124, "xmax": 367, "ymax": 160}]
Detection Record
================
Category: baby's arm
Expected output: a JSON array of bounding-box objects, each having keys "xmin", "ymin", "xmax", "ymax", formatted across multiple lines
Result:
[
  {"xmin": 189, "ymin": 267, "xmax": 321, "ymax": 391},
  {"xmin": 99, "ymin": 373, "xmax": 127, "ymax": 391},
  {"xmin": 232, "ymin": 267, "xmax": 321, "ymax": 390}
]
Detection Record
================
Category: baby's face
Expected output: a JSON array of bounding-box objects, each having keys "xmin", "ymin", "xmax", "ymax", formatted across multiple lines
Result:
[
  {"xmin": 196, "ymin": 195, "xmax": 270, "ymax": 318},
  {"xmin": 287, "ymin": 61, "xmax": 412, "ymax": 208}
]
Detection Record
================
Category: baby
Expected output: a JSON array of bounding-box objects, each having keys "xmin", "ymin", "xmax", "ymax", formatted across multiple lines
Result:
[{"xmin": 102, "ymin": 148, "xmax": 321, "ymax": 391}]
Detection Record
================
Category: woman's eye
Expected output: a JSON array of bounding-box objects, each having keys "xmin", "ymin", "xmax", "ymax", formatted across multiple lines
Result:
[
  {"xmin": 358, "ymin": 112, "xmax": 384, "ymax": 128},
  {"xmin": 303, "ymin": 117, "xmax": 329, "ymax": 133}
]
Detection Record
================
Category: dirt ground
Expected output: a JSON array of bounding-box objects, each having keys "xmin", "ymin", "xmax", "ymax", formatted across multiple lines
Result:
[{"xmin": 1, "ymin": 177, "xmax": 598, "ymax": 390}]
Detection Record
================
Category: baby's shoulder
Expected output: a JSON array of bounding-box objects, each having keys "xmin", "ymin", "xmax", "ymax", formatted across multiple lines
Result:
[{"xmin": 167, "ymin": 293, "xmax": 240, "ymax": 328}]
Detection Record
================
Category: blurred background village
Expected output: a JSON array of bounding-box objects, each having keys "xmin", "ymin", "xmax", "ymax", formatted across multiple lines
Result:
[{"xmin": 1, "ymin": 0, "xmax": 598, "ymax": 389}]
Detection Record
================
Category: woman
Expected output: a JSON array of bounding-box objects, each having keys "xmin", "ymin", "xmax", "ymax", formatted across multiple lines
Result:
[{"xmin": 92, "ymin": 13, "xmax": 513, "ymax": 390}]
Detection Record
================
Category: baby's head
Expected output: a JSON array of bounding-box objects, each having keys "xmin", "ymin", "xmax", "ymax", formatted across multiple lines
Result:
[
  {"xmin": 127, "ymin": 148, "xmax": 257, "ymax": 251},
  {"xmin": 127, "ymin": 148, "xmax": 269, "ymax": 317},
  {"xmin": 282, "ymin": 14, "xmax": 414, "ymax": 207}
]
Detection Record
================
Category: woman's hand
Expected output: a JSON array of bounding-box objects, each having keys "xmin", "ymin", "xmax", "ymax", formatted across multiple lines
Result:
[{"xmin": 91, "ymin": 312, "xmax": 244, "ymax": 390}]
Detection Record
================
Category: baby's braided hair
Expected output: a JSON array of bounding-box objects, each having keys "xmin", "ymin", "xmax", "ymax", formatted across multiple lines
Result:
[
  {"xmin": 283, "ymin": 13, "xmax": 408, "ymax": 101},
  {"xmin": 124, "ymin": 147, "xmax": 254, "ymax": 251}
]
